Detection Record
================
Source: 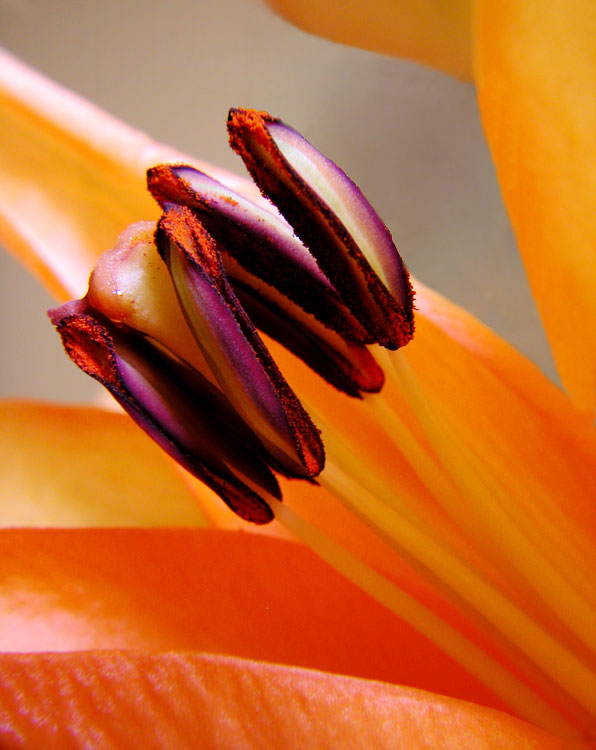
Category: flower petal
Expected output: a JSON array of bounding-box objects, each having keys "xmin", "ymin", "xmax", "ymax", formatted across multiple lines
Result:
[
  {"xmin": 265, "ymin": 0, "xmax": 475, "ymax": 80},
  {"xmin": 0, "ymin": 526, "xmax": 509, "ymax": 710},
  {"xmin": 268, "ymin": 280, "xmax": 596, "ymax": 647},
  {"xmin": 411, "ymin": 284, "xmax": 596, "ymax": 517},
  {"xmin": 0, "ymin": 48, "xmax": 256, "ymax": 300},
  {"xmin": 0, "ymin": 651, "xmax": 564, "ymax": 749},
  {"xmin": 474, "ymin": 0, "xmax": 596, "ymax": 413},
  {"xmin": 0, "ymin": 400, "xmax": 209, "ymax": 527},
  {"xmin": 404, "ymin": 282, "xmax": 596, "ymax": 608}
]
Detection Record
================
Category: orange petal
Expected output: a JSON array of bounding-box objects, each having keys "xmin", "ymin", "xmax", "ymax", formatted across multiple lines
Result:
[
  {"xmin": 0, "ymin": 48, "xmax": 258, "ymax": 301},
  {"xmin": 414, "ymin": 280, "xmax": 596, "ymax": 445},
  {"xmin": 0, "ymin": 526, "xmax": 507, "ymax": 711},
  {"xmin": 401, "ymin": 281, "xmax": 596, "ymax": 647},
  {"xmin": 411, "ymin": 281, "xmax": 596, "ymax": 538},
  {"xmin": 0, "ymin": 400, "xmax": 209, "ymax": 526},
  {"xmin": 474, "ymin": 0, "xmax": 596, "ymax": 413},
  {"xmin": 266, "ymin": 0, "xmax": 475, "ymax": 79},
  {"xmin": 0, "ymin": 651, "xmax": 564, "ymax": 749}
]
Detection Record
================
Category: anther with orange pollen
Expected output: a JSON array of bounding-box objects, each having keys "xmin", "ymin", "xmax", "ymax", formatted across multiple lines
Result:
[{"xmin": 50, "ymin": 108, "xmax": 414, "ymax": 522}]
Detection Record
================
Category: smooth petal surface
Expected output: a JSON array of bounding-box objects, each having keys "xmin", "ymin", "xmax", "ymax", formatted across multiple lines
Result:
[
  {"xmin": 0, "ymin": 527, "xmax": 505, "ymax": 711},
  {"xmin": 406, "ymin": 283, "xmax": 596, "ymax": 601},
  {"xmin": 0, "ymin": 47, "xmax": 255, "ymax": 301},
  {"xmin": 0, "ymin": 651, "xmax": 564, "ymax": 749},
  {"xmin": 0, "ymin": 400, "xmax": 209, "ymax": 526},
  {"xmin": 266, "ymin": 0, "xmax": 475, "ymax": 80},
  {"xmin": 475, "ymin": 0, "xmax": 596, "ymax": 413}
]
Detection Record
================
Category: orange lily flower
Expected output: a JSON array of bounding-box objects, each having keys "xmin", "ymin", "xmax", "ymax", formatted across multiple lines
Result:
[{"xmin": 1, "ymin": 0, "xmax": 596, "ymax": 743}]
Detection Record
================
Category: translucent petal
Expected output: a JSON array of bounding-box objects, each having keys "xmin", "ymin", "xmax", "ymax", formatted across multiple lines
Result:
[
  {"xmin": 0, "ymin": 400, "xmax": 208, "ymax": 527},
  {"xmin": 0, "ymin": 48, "xmax": 255, "ymax": 300},
  {"xmin": 475, "ymin": 0, "xmax": 596, "ymax": 412},
  {"xmin": 266, "ymin": 0, "xmax": 475, "ymax": 79}
]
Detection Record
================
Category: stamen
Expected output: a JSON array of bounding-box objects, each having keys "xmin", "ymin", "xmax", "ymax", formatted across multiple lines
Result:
[
  {"xmin": 297, "ymin": 376, "xmax": 596, "ymax": 726},
  {"xmin": 147, "ymin": 165, "xmax": 372, "ymax": 344},
  {"xmin": 49, "ymin": 299, "xmax": 279, "ymax": 523},
  {"xmin": 227, "ymin": 108, "xmax": 414, "ymax": 348},
  {"xmin": 156, "ymin": 205, "xmax": 325, "ymax": 478},
  {"xmin": 363, "ymin": 389, "xmax": 464, "ymax": 512},
  {"xmin": 303, "ymin": 391, "xmax": 511, "ymax": 577},
  {"xmin": 147, "ymin": 164, "xmax": 384, "ymax": 396},
  {"xmin": 222, "ymin": 258, "xmax": 385, "ymax": 397},
  {"xmin": 42, "ymin": 99, "xmax": 596, "ymax": 741},
  {"xmin": 86, "ymin": 221, "xmax": 216, "ymax": 384}
]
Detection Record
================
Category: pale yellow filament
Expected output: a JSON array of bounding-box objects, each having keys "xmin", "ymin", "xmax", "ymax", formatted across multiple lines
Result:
[
  {"xmin": 304, "ymin": 385, "xmax": 596, "ymax": 720},
  {"xmin": 363, "ymin": 393, "xmax": 463, "ymax": 511},
  {"xmin": 373, "ymin": 378, "xmax": 596, "ymax": 658},
  {"xmin": 318, "ymin": 461, "xmax": 596, "ymax": 720},
  {"xmin": 268, "ymin": 495, "xmax": 582, "ymax": 742},
  {"xmin": 381, "ymin": 348, "xmax": 596, "ymax": 662},
  {"xmin": 304, "ymin": 399, "xmax": 431, "ymax": 530}
]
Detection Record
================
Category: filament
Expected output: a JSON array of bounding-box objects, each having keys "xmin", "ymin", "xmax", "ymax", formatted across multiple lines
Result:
[
  {"xmin": 380, "ymin": 348, "xmax": 596, "ymax": 661},
  {"xmin": 268, "ymin": 495, "xmax": 583, "ymax": 742},
  {"xmin": 318, "ymin": 460, "xmax": 596, "ymax": 721}
]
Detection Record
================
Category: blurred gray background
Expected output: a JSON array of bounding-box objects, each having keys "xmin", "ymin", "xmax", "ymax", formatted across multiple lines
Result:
[{"xmin": 0, "ymin": 0, "xmax": 554, "ymax": 403}]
